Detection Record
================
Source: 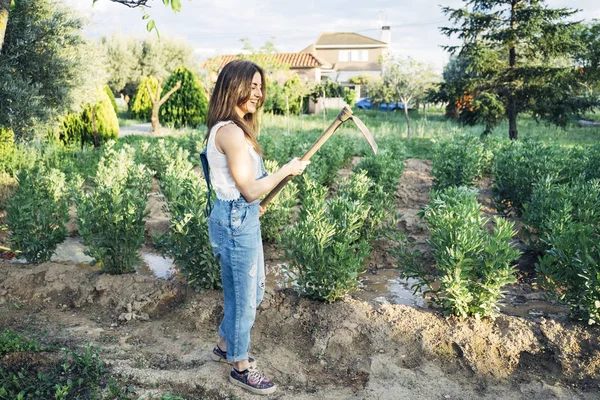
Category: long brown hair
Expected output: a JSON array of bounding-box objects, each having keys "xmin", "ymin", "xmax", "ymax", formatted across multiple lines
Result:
[{"xmin": 205, "ymin": 59, "xmax": 265, "ymax": 155}]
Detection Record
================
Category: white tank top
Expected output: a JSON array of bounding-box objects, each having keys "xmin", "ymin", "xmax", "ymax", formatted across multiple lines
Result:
[{"xmin": 206, "ymin": 120, "xmax": 263, "ymax": 201}]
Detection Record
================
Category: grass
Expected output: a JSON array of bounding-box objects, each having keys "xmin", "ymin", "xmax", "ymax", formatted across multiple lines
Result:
[{"xmin": 259, "ymin": 108, "xmax": 600, "ymax": 160}]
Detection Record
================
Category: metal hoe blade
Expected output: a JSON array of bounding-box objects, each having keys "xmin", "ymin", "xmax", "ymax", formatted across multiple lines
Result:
[{"xmin": 350, "ymin": 115, "xmax": 378, "ymax": 155}]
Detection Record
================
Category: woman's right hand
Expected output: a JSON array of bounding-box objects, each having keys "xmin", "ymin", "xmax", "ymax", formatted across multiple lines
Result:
[{"xmin": 284, "ymin": 157, "xmax": 310, "ymax": 176}]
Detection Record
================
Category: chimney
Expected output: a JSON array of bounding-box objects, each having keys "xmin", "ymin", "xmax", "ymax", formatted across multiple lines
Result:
[{"xmin": 381, "ymin": 26, "xmax": 391, "ymax": 46}]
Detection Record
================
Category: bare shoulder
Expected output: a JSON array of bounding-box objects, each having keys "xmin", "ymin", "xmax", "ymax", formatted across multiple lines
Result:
[
  {"xmin": 216, "ymin": 122, "xmax": 243, "ymax": 141},
  {"xmin": 216, "ymin": 122, "xmax": 245, "ymax": 152}
]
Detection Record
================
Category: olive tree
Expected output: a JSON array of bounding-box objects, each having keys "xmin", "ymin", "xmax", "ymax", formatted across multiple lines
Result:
[{"xmin": 0, "ymin": 0, "xmax": 105, "ymax": 140}]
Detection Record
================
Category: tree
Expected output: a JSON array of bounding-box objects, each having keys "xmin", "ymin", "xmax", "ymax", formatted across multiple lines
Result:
[
  {"xmin": 99, "ymin": 34, "xmax": 196, "ymax": 102},
  {"xmin": 428, "ymin": 56, "xmax": 473, "ymax": 119},
  {"xmin": 58, "ymin": 86, "xmax": 119, "ymax": 147},
  {"xmin": 130, "ymin": 76, "xmax": 159, "ymax": 120},
  {"xmin": 575, "ymin": 20, "xmax": 600, "ymax": 97},
  {"xmin": 0, "ymin": 0, "xmax": 105, "ymax": 140},
  {"xmin": 367, "ymin": 78, "xmax": 395, "ymax": 107},
  {"xmin": 160, "ymin": 66, "xmax": 208, "ymax": 128},
  {"xmin": 441, "ymin": 0, "xmax": 591, "ymax": 139},
  {"xmin": 0, "ymin": 0, "xmax": 9, "ymax": 51},
  {"xmin": 380, "ymin": 54, "xmax": 438, "ymax": 140},
  {"xmin": 146, "ymin": 78, "xmax": 181, "ymax": 133}
]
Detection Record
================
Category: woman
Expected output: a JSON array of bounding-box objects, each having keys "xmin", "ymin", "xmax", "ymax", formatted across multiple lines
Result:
[{"xmin": 204, "ymin": 59, "xmax": 308, "ymax": 395}]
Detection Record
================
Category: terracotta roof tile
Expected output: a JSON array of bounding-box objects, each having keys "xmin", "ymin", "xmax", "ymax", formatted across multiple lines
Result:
[{"xmin": 201, "ymin": 53, "xmax": 331, "ymax": 70}]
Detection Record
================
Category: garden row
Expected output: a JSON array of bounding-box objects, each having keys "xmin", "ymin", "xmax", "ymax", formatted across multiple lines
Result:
[
  {"xmin": 1, "ymin": 128, "xmax": 406, "ymax": 303},
  {"xmin": 421, "ymin": 136, "xmax": 600, "ymax": 324}
]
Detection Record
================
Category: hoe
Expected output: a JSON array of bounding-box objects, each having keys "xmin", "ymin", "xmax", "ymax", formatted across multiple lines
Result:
[{"xmin": 260, "ymin": 105, "xmax": 378, "ymax": 207}]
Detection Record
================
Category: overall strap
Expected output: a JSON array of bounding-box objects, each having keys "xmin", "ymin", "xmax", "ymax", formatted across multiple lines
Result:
[{"xmin": 199, "ymin": 147, "xmax": 213, "ymax": 217}]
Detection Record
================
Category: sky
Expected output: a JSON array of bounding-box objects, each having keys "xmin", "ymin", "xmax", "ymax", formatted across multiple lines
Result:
[{"xmin": 67, "ymin": 0, "xmax": 600, "ymax": 70}]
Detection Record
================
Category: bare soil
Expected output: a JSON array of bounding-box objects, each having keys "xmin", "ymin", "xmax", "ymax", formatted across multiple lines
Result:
[{"xmin": 0, "ymin": 159, "xmax": 599, "ymax": 399}]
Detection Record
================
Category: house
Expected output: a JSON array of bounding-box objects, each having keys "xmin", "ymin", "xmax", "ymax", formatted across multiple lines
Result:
[
  {"xmin": 300, "ymin": 26, "xmax": 390, "ymax": 83},
  {"xmin": 200, "ymin": 53, "xmax": 331, "ymax": 85}
]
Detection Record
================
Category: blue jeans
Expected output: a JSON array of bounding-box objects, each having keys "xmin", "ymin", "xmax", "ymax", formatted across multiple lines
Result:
[{"xmin": 208, "ymin": 197, "xmax": 265, "ymax": 362}]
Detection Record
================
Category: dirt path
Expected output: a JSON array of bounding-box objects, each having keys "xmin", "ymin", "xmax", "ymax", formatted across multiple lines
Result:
[{"xmin": 0, "ymin": 159, "xmax": 599, "ymax": 399}]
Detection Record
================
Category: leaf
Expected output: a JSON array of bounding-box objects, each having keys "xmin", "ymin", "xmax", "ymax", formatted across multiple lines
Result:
[
  {"xmin": 142, "ymin": 14, "xmax": 150, "ymax": 20},
  {"xmin": 146, "ymin": 20, "xmax": 156, "ymax": 32},
  {"xmin": 170, "ymin": 0, "xmax": 182, "ymax": 12}
]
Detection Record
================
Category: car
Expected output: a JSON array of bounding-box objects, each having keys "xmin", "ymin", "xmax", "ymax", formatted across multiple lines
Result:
[{"xmin": 354, "ymin": 97, "xmax": 408, "ymax": 111}]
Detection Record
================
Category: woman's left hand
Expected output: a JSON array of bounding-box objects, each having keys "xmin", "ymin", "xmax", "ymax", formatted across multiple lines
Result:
[{"xmin": 259, "ymin": 205, "xmax": 267, "ymax": 217}]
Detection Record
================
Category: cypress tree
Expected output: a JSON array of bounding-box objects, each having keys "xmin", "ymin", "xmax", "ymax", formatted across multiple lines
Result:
[
  {"xmin": 160, "ymin": 66, "xmax": 208, "ymax": 128},
  {"xmin": 441, "ymin": 0, "xmax": 592, "ymax": 139},
  {"xmin": 60, "ymin": 87, "xmax": 119, "ymax": 146},
  {"xmin": 130, "ymin": 76, "xmax": 159, "ymax": 121}
]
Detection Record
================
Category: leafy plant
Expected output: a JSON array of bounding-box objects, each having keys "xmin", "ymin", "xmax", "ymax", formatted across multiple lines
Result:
[
  {"xmin": 354, "ymin": 148, "xmax": 405, "ymax": 196},
  {"xmin": 260, "ymin": 159, "xmax": 299, "ymax": 243},
  {"xmin": 0, "ymin": 330, "xmax": 45, "ymax": 356},
  {"xmin": 283, "ymin": 174, "xmax": 371, "ymax": 302},
  {"xmin": 493, "ymin": 139, "xmax": 567, "ymax": 216},
  {"xmin": 155, "ymin": 147, "xmax": 221, "ymax": 289},
  {"xmin": 523, "ymin": 177, "xmax": 600, "ymax": 251},
  {"xmin": 405, "ymin": 187, "xmax": 521, "ymax": 318},
  {"xmin": 139, "ymin": 139, "xmax": 180, "ymax": 179},
  {"xmin": 76, "ymin": 142, "xmax": 152, "ymax": 274},
  {"xmin": 6, "ymin": 165, "xmax": 69, "ymax": 263},
  {"xmin": 431, "ymin": 136, "xmax": 488, "ymax": 189},
  {"xmin": 302, "ymin": 135, "xmax": 354, "ymax": 188},
  {"xmin": 537, "ymin": 223, "xmax": 600, "ymax": 325},
  {"xmin": 0, "ymin": 332, "xmax": 132, "ymax": 400}
]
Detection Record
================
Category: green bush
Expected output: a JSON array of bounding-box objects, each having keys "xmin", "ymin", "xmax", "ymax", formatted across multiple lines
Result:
[
  {"xmin": 76, "ymin": 142, "xmax": 152, "ymax": 274},
  {"xmin": 303, "ymin": 135, "xmax": 354, "ymax": 188},
  {"xmin": 537, "ymin": 223, "xmax": 600, "ymax": 325},
  {"xmin": 431, "ymin": 136, "xmax": 488, "ymax": 190},
  {"xmin": 155, "ymin": 147, "xmax": 221, "ymax": 289},
  {"xmin": 522, "ymin": 177, "xmax": 600, "ymax": 324},
  {"xmin": 39, "ymin": 142, "xmax": 102, "ymax": 184},
  {"xmin": 6, "ymin": 165, "xmax": 69, "ymax": 264},
  {"xmin": 260, "ymin": 159, "xmax": 299, "ymax": 243},
  {"xmin": 343, "ymin": 87, "xmax": 356, "ymax": 107},
  {"xmin": 283, "ymin": 174, "xmax": 371, "ymax": 302},
  {"xmin": 492, "ymin": 139, "xmax": 566, "ymax": 216},
  {"xmin": 160, "ymin": 66, "xmax": 208, "ymax": 128},
  {"xmin": 523, "ymin": 177, "xmax": 600, "ymax": 251},
  {"xmin": 139, "ymin": 139, "xmax": 180, "ymax": 179},
  {"xmin": 354, "ymin": 148, "xmax": 405, "ymax": 196},
  {"xmin": 104, "ymin": 84, "xmax": 118, "ymax": 115},
  {"xmin": 59, "ymin": 87, "xmax": 119, "ymax": 146},
  {"xmin": 406, "ymin": 187, "xmax": 521, "ymax": 318},
  {"xmin": 130, "ymin": 76, "xmax": 159, "ymax": 121},
  {"xmin": 263, "ymin": 80, "xmax": 285, "ymax": 114}
]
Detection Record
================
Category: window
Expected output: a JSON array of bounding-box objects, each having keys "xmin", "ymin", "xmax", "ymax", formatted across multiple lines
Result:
[{"xmin": 338, "ymin": 50, "xmax": 368, "ymax": 62}]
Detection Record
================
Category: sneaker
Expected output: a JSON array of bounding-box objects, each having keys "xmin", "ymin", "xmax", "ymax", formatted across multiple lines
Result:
[
  {"xmin": 229, "ymin": 366, "xmax": 277, "ymax": 395},
  {"xmin": 211, "ymin": 345, "xmax": 257, "ymax": 367}
]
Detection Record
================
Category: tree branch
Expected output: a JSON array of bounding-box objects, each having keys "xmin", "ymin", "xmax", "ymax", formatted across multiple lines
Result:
[
  {"xmin": 157, "ymin": 80, "xmax": 181, "ymax": 107},
  {"xmin": 145, "ymin": 81, "xmax": 156, "ymax": 104},
  {"xmin": 105, "ymin": 0, "xmax": 151, "ymax": 8}
]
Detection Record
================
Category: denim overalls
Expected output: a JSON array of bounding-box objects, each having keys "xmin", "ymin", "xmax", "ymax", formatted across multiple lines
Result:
[{"xmin": 201, "ymin": 147, "xmax": 268, "ymax": 362}]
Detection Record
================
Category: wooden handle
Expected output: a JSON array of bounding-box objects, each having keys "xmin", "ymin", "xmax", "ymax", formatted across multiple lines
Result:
[{"xmin": 260, "ymin": 106, "xmax": 353, "ymax": 208}]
